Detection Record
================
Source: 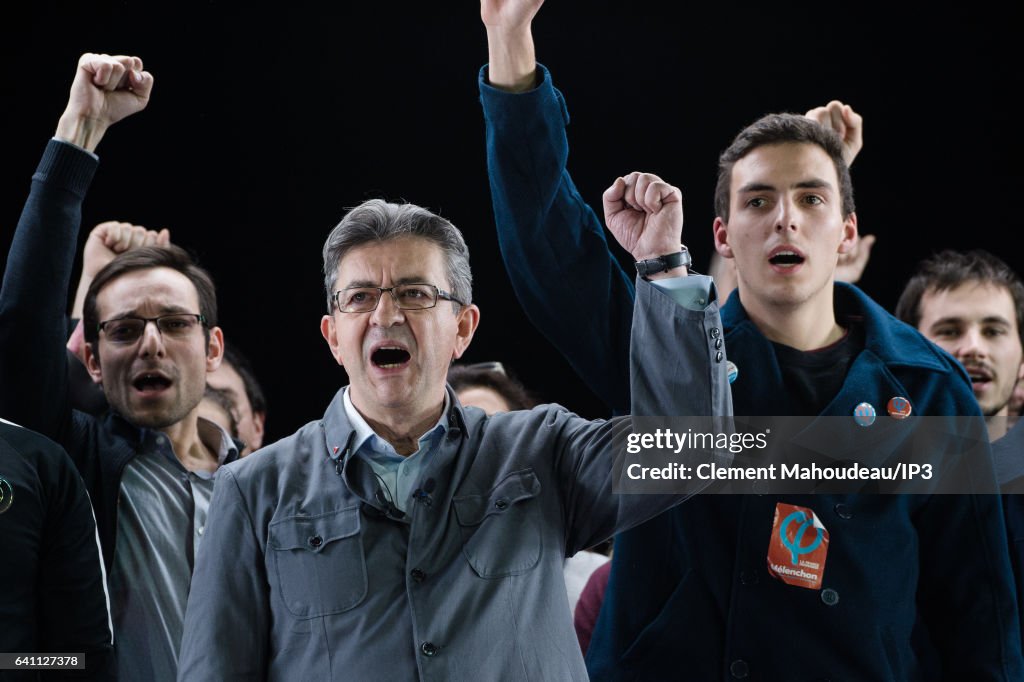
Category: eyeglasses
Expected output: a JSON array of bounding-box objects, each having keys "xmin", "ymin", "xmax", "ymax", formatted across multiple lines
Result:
[
  {"xmin": 98, "ymin": 313, "xmax": 207, "ymax": 344},
  {"xmin": 333, "ymin": 284, "xmax": 464, "ymax": 313}
]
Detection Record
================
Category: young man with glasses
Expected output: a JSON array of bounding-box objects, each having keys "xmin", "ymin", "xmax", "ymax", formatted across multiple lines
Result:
[
  {"xmin": 177, "ymin": 194, "xmax": 730, "ymax": 680},
  {"xmin": 0, "ymin": 54, "xmax": 237, "ymax": 680}
]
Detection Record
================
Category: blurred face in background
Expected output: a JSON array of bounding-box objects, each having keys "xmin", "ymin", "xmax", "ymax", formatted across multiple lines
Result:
[{"xmin": 917, "ymin": 281, "xmax": 1024, "ymax": 418}]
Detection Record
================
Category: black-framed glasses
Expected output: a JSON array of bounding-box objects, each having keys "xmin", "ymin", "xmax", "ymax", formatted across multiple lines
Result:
[
  {"xmin": 333, "ymin": 284, "xmax": 464, "ymax": 313},
  {"xmin": 98, "ymin": 313, "xmax": 207, "ymax": 344}
]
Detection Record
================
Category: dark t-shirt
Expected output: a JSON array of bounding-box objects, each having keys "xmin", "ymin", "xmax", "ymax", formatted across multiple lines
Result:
[{"xmin": 771, "ymin": 317, "xmax": 865, "ymax": 416}]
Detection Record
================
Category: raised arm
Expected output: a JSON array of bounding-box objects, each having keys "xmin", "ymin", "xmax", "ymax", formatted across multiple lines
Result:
[
  {"xmin": 56, "ymin": 53, "xmax": 153, "ymax": 153},
  {"xmin": 480, "ymin": 1, "xmax": 638, "ymax": 413},
  {"xmin": 0, "ymin": 54, "xmax": 152, "ymax": 437},
  {"xmin": 602, "ymin": 171, "xmax": 687, "ymax": 279},
  {"xmin": 71, "ymin": 221, "xmax": 170, "ymax": 321},
  {"xmin": 804, "ymin": 100, "xmax": 876, "ymax": 284},
  {"xmin": 558, "ymin": 173, "xmax": 729, "ymax": 552},
  {"xmin": 804, "ymin": 100, "xmax": 863, "ymax": 166},
  {"xmin": 482, "ymin": 0, "xmax": 543, "ymax": 91}
]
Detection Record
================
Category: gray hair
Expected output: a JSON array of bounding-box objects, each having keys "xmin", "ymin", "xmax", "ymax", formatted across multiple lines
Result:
[{"xmin": 322, "ymin": 199, "xmax": 473, "ymax": 312}]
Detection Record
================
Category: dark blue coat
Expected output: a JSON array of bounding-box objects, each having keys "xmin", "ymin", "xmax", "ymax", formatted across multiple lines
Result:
[
  {"xmin": 996, "ymin": 419, "xmax": 1024, "ymax": 657},
  {"xmin": 480, "ymin": 63, "xmax": 1023, "ymax": 680}
]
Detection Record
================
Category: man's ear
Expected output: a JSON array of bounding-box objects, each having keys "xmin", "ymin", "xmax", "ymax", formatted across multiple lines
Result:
[
  {"xmin": 837, "ymin": 212, "xmax": 858, "ymax": 255},
  {"xmin": 321, "ymin": 315, "xmax": 344, "ymax": 366},
  {"xmin": 84, "ymin": 342, "xmax": 103, "ymax": 385},
  {"xmin": 451, "ymin": 304, "xmax": 481, "ymax": 361},
  {"xmin": 713, "ymin": 217, "xmax": 734, "ymax": 258},
  {"xmin": 206, "ymin": 327, "xmax": 225, "ymax": 372}
]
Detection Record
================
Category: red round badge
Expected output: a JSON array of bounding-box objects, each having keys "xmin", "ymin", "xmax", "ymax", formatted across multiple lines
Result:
[{"xmin": 887, "ymin": 396, "xmax": 912, "ymax": 420}]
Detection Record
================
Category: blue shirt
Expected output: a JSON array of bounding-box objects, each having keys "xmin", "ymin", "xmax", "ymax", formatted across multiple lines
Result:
[{"xmin": 342, "ymin": 388, "xmax": 448, "ymax": 513}]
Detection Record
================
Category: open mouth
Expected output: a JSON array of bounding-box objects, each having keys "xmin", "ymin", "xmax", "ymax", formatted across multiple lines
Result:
[
  {"xmin": 133, "ymin": 373, "xmax": 172, "ymax": 394},
  {"xmin": 768, "ymin": 251, "xmax": 806, "ymax": 267},
  {"xmin": 965, "ymin": 367, "xmax": 993, "ymax": 387},
  {"xmin": 371, "ymin": 346, "xmax": 411, "ymax": 369}
]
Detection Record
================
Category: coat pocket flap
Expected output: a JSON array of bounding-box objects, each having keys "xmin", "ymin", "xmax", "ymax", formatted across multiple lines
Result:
[
  {"xmin": 268, "ymin": 506, "xmax": 361, "ymax": 551},
  {"xmin": 453, "ymin": 469, "xmax": 541, "ymax": 527}
]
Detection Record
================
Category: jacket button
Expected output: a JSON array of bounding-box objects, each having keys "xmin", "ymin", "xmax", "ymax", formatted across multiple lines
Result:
[
  {"xmin": 710, "ymin": 327, "xmax": 721, "ymax": 339},
  {"xmin": 494, "ymin": 499, "xmax": 509, "ymax": 510},
  {"xmin": 411, "ymin": 568, "xmax": 426, "ymax": 583},
  {"xmin": 308, "ymin": 535, "xmax": 323, "ymax": 549},
  {"xmin": 740, "ymin": 570, "xmax": 759, "ymax": 585},
  {"xmin": 730, "ymin": 659, "xmax": 749, "ymax": 678},
  {"xmin": 821, "ymin": 588, "xmax": 840, "ymax": 606},
  {"xmin": 834, "ymin": 503, "xmax": 853, "ymax": 519},
  {"xmin": 716, "ymin": 351, "xmax": 724, "ymax": 363},
  {"xmin": 715, "ymin": 338, "xmax": 723, "ymax": 349},
  {"xmin": 420, "ymin": 641, "xmax": 438, "ymax": 657}
]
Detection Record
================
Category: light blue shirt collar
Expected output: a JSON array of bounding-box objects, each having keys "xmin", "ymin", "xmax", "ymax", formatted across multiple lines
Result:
[
  {"xmin": 341, "ymin": 388, "xmax": 450, "ymax": 460},
  {"xmin": 341, "ymin": 388, "xmax": 449, "ymax": 513}
]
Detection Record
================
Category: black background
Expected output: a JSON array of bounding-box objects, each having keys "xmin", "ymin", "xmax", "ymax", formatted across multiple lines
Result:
[{"xmin": 1, "ymin": 2, "xmax": 1019, "ymax": 441}]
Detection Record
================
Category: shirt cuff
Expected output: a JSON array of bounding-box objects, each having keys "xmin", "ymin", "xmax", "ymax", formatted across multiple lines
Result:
[{"xmin": 651, "ymin": 274, "xmax": 716, "ymax": 311}]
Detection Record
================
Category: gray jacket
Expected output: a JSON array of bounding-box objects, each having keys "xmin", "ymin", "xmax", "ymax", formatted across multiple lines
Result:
[{"xmin": 177, "ymin": 278, "xmax": 730, "ymax": 681}]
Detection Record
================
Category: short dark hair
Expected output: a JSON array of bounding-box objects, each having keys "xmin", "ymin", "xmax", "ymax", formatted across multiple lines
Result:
[
  {"xmin": 895, "ymin": 249, "xmax": 1024, "ymax": 345},
  {"xmin": 223, "ymin": 343, "xmax": 267, "ymax": 416},
  {"xmin": 448, "ymin": 363, "xmax": 536, "ymax": 411},
  {"xmin": 84, "ymin": 244, "xmax": 218, "ymax": 347},
  {"xmin": 714, "ymin": 113, "xmax": 856, "ymax": 222}
]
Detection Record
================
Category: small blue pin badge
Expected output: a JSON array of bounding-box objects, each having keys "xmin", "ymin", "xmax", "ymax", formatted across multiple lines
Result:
[
  {"xmin": 853, "ymin": 402, "xmax": 876, "ymax": 427},
  {"xmin": 726, "ymin": 361, "xmax": 739, "ymax": 384}
]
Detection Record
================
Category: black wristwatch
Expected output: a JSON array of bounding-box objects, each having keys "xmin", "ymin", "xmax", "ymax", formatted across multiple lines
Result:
[{"xmin": 635, "ymin": 248, "xmax": 691, "ymax": 279}]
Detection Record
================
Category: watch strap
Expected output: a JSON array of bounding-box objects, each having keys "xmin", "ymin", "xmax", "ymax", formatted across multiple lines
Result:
[{"xmin": 635, "ymin": 249, "xmax": 691, "ymax": 278}]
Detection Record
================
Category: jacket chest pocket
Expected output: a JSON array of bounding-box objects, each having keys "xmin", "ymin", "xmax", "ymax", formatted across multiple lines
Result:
[
  {"xmin": 452, "ymin": 469, "xmax": 542, "ymax": 578},
  {"xmin": 268, "ymin": 506, "xmax": 367, "ymax": 618}
]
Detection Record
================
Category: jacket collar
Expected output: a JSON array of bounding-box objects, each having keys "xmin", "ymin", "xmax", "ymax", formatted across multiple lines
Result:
[
  {"xmin": 322, "ymin": 385, "xmax": 468, "ymax": 466},
  {"xmin": 103, "ymin": 411, "xmax": 240, "ymax": 463},
  {"xmin": 321, "ymin": 386, "xmax": 469, "ymax": 512},
  {"xmin": 722, "ymin": 282, "xmax": 953, "ymax": 374}
]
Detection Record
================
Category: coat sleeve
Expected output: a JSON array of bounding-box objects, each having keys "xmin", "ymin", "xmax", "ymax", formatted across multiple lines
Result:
[
  {"xmin": 556, "ymin": 278, "xmax": 731, "ymax": 555},
  {"xmin": 915, "ymin": 380, "xmax": 1024, "ymax": 680},
  {"xmin": 916, "ymin": 491, "xmax": 1023, "ymax": 680},
  {"xmin": 0, "ymin": 140, "xmax": 97, "ymax": 445},
  {"xmin": 480, "ymin": 64, "xmax": 636, "ymax": 415},
  {"xmin": 177, "ymin": 467, "xmax": 270, "ymax": 681}
]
